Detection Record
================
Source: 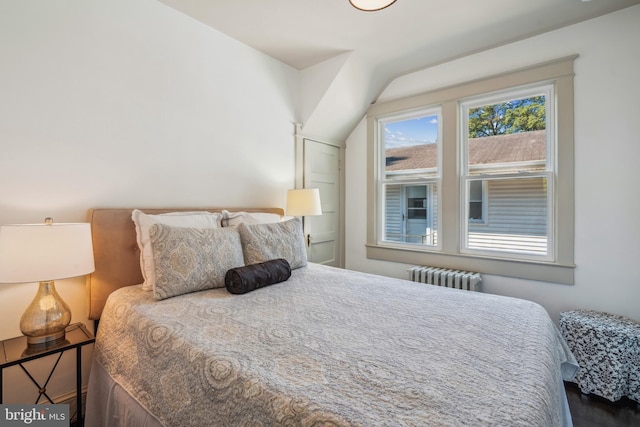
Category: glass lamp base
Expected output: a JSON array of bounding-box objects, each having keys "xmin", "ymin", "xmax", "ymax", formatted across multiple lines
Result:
[
  {"xmin": 20, "ymin": 280, "xmax": 72, "ymax": 347},
  {"xmin": 26, "ymin": 329, "xmax": 66, "ymax": 346}
]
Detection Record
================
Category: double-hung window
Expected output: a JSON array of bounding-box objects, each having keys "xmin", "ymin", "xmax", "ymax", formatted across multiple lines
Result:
[
  {"xmin": 379, "ymin": 108, "xmax": 441, "ymax": 247},
  {"xmin": 460, "ymin": 85, "xmax": 554, "ymax": 260},
  {"xmin": 366, "ymin": 56, "xmax": 576, "ymax": 284}
]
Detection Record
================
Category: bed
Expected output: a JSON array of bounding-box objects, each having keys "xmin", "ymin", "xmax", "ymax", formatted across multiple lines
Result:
[{"xmin": 84, "ymin": 207, "xmax": 578, "ymax": 427}]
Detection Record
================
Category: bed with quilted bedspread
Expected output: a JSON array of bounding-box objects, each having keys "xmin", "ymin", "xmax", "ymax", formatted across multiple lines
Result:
[{"xmin": 84, "ymin": 208, "xmax": 577, "ymax": 427}]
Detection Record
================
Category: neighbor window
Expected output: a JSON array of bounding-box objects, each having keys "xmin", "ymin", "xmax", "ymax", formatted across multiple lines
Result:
[
  {"xmin": 366, "ymin": 56, "xmax": 576, "ymax": 284},
  {"xmin": 468, "ymin": 180, "xmax": 486, "ymax": 223}
]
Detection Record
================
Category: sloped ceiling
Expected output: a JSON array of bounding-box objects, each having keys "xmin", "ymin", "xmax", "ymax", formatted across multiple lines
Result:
[{"xmin": 157, "ymin": 0, "xmax": 640, "ymax": 142}]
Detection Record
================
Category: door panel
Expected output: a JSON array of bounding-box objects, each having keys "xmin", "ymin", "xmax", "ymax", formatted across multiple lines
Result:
[{"xmin": 303, "ymin": 139, "xmax": 340, "ymax": 266}]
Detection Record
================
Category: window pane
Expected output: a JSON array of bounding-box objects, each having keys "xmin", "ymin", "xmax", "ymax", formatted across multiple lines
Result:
[
  {"xmin": 467, "ymin": 96, "xmax": 546, "ymax": 175},
  {"xmin": 469, "ymin": 202, "xmax": 483, "ymax": 220},
  {"xmin": 384, "ymin": 183, "xmax": 438, "ymax": 246},
  {"xmin": 466, "ymin": 177, "xmax": 548, "ymax": 255},
  {"xmin": 384, "ymin": 114, "xmax": 439, "ymax": 179},
  {"xmin": 469, "ymin": 180, "xmax": 484, "ymax": 221}
]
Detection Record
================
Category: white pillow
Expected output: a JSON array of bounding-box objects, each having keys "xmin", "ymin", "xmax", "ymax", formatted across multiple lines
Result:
[
  {"xmin": 221, "ymin": 210, "xmax": 283, "ymax": 227},
  {"xmin": 131, "ymin": 209, "xmax": 223, "ymax": 291}
]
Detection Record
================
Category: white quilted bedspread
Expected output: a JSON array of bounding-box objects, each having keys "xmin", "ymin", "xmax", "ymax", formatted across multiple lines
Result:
[{"xmin": 93, "ymin": 263, "xmax": 574, "ymax": 426}]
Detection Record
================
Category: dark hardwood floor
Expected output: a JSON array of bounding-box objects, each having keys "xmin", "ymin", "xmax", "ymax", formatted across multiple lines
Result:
[{"xmin": 565, "ymin": 382, "xmax": 640, "ymax": 427}]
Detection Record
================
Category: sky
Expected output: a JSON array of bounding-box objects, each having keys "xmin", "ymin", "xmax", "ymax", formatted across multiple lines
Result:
[{"xmin": 384, "ymin": 114, "xmax": 439, "ymax": 148}]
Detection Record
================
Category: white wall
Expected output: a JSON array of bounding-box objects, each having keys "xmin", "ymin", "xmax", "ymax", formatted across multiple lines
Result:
[
  {"xmin": 345, "ymin": 6, "xmax": 640, "ymax": 324},
  {"xmin": 0, "ymin": 0, "xmax": 298, "ymax": 402}
]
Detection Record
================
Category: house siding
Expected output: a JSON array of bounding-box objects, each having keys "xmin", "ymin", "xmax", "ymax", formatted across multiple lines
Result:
[
  {"xmin": 385, "ymin": 178, "xmax": 546, "ymax": 253},
  {"xmin": 468, "ymin": 177, "xmax": 547, "ymax": 254},
  {"xmin": 385, "ymin": 185, "xmax": 403, "ymax": 241},
  {"xmin": 471, "ymin": 177, "xmax": 547, "ymax": 235}
]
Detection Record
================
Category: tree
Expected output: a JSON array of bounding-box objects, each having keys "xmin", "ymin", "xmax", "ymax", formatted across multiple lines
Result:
[{"xmin": 468, "ymin": 96, "xmax": 545, "ymax": 138}]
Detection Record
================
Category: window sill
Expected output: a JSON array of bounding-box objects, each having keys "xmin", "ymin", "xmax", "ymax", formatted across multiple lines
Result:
[{"xmin": 366, "ymin": 243, "xmax": 575, "ymax": 285}]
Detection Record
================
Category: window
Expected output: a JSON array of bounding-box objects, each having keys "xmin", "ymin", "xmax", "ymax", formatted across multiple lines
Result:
[
  {"xmin": 366, "ymin": 56, "xmax": 576, "ymax": 284},
  {"xmin": 461, "ymin": 86, "xmax": 553, "ymax": 260},
  {"xmin": 468, "ymin": 180, "xmax": 486, "ymax": 223},
  {"xmin": 380, "ymin": 109, "xmax": 441, "ymax": 247}
]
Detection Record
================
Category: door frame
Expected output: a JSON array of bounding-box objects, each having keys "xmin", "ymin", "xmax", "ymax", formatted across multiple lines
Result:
[{"xmin": 294, "ymin": 124, "xmax": 345, "ymax": 268}]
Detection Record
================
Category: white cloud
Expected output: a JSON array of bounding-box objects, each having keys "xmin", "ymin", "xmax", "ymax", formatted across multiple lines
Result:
[{"xmin": 385, "ymin": 135, "xmax": 433, "ymax": 148}]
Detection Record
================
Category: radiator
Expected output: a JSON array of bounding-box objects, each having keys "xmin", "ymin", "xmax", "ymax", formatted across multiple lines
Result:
[{"xmin": 408, "ymin": 266, "xmax": 482, "ymax": 291}]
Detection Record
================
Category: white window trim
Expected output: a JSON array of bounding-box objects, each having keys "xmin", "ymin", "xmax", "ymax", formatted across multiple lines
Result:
[
  {"xmin": 377, "ymin": 106, "xmax": 443, "ymax": 250},
  {"xmin": 366, "ymin": 56, "xmax": 576, "ymax": 285},
  {"xmin": 459, "ymin": 83, "xmax": 555, "ymax": 262}
]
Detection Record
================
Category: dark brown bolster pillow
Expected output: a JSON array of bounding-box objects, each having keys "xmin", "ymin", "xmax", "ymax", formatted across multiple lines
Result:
[{"xmin": 225, "ymin": 258, "xmax": 291, "ymax": 294}]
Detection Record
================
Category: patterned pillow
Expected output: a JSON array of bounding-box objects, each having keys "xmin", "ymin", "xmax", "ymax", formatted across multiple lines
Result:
[
  {"xmin": 132, "ymin": 209, "xmax": 223, "ymax": 291},
  {"xmin": 149, "ymin": 224, "xmax": 244, "ymax": 300},
  {"xmin": 237, "ymin": 217, "xmax": 307, "ymax": 269}
]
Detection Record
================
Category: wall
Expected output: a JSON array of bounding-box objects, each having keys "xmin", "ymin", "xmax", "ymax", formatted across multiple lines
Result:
[
  {"xmin": 0, "ymin": 0, "xmax": 298, "ymax": 402},
  {"xmin": 345, "ymin": 6, "xmax": 640, "ymax": 323}
]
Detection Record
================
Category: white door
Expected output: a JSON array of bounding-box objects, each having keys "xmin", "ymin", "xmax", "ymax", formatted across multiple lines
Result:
[
  {"xmin": 303, "ymin": 139, "xmax": 341, "ymax": 266},
  {"xmin": 405, "ymin": 185, "xmax": 430, "ymax": 244}
]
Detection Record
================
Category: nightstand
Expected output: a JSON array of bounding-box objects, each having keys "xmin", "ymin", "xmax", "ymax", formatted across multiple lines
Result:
[{"xmin": 0, "ymin": 323, "xmax": 95, "ymax": 426}]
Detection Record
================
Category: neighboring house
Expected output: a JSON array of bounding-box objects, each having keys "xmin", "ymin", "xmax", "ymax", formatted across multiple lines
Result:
[{"xmin": 384, "ymin": 130, "xmax": 547, "ymax": 254}]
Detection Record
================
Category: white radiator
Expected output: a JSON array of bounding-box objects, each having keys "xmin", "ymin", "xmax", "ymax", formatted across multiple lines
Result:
[{"xmin": 408, "ymin": 266, "xmax": 482, "ymax": 291}]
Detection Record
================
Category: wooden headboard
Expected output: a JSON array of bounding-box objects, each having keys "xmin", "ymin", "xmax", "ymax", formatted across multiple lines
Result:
[{"xmin": 86, "ymin": 208, "xmax": 284, "ymax": 320}]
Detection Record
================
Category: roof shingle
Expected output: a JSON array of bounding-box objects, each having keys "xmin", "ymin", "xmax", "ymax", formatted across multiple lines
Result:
[{"xmin": 385, "ymin": 130, "xmax": 545, "ymax": 171}]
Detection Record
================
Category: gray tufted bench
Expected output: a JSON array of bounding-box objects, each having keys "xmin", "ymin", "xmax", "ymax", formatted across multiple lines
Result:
[{"xmin": 560, "ymin": 309, "xmax": 640, "ymax": 403}]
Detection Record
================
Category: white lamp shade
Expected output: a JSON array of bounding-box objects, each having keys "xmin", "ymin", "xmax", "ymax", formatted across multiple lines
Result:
[
  {"xmin": 349, "ymin": 0, "xmax": 397, "ymax": 11},
  {"xmin": 0, "ymin": 222, "xmax": 95, "ymax": 283},
  {"xmin": 286, "ymin": 188, "xmax": 322, "ymax": 216}
]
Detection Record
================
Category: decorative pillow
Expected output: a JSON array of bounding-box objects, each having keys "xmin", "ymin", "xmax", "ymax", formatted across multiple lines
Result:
[
  {"xmin": 132, "ymin": 209, "xmax": 223, "ymax": 291},
  {"xmin": 237, "ymin": 217, "xmax": 307, "ymax": 269},
  {"xmin": 221, "ymin": 210, "xmax": 283, "ymax": 227},
  {"xmin": 225, "ymin": 258, "xmax": 291, "ymax": 295},
  {"xmin": 149, "ymin": 224, "xmax": 244, "ymax": 300}
]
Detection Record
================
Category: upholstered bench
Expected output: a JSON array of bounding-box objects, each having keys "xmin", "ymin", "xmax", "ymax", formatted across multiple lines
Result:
[{"xmin": 560, "ymin": 310, "xmax": 640, "ymax": 403}]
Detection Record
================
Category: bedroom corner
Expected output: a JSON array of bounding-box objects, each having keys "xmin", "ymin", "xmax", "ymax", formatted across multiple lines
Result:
[{"xmin": 0, "ymin": 0, "xmax": 299, "ymax": 413}]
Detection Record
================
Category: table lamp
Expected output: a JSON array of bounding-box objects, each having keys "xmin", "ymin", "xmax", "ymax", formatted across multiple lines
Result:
[
  {"xmin": 0, "ymin": 218, "xmax": 94, "ymax": 346},
  {"xmin": 286, "ymin": 188, "xmax": 322, "ymax": 217},
  {"xmin": 286, "ymin": 188, "xmax": 322, "ymax": 247}
]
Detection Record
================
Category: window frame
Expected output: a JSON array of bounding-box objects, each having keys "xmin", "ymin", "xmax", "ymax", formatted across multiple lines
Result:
[
  {"xmin": 459, "ymin": 84, "xmax": 555, "ymax": 261},
  {"xmin": 377, "ymin": 106, "xmax": 442, "ymax": 250},
  {"xmin": 467, "ymin": 179, "xmax": 487, "ymax": 224},
  {"xmin": 366, "ymin": 56, "xmax": 576, "ymax": 284}
]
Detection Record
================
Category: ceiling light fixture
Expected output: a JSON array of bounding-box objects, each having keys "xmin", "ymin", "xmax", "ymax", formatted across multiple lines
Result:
[{"xmin": 349, "ymin": 0, "xmax": 397, "ymax": 12}]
